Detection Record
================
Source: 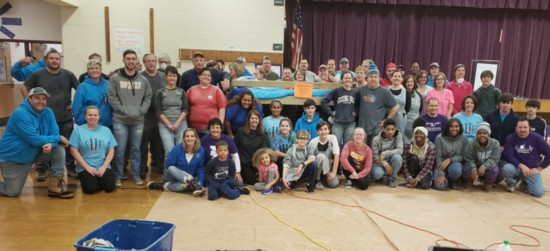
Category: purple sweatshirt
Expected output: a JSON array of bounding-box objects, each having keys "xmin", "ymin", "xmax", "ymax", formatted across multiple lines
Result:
[{"xmin": 504, "ymin": 132, "xmax": 550, "ymax": 168}]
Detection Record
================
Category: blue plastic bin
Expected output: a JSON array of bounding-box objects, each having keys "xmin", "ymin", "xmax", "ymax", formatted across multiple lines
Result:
[{"xmin": 74, "ymin": 219, "xmax": 175, "ymax": 251}]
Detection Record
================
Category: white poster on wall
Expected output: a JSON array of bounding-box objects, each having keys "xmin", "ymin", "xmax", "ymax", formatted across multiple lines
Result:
[
  {"xmin": 471, "ymin": 60, "xmax": 499, "ymax": 91},
  {"xmin": 114, "ymin": 28, "xmax": 144, "ymax": 54}
]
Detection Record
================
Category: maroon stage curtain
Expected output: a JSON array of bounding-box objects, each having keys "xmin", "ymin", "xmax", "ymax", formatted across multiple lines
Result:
[{"xmin": 284, "ymin": 0, "xmax": 550, "ymax": 98}]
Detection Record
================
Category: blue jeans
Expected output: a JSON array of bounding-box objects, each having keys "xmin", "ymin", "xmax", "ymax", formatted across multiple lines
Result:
[
  {"xmin": 112, "ymin": 121, "xmax": 144, "ymax": 179},
  {"xmin": 433, "ymin": 161, "xmax": 463, "ymax": 190},
  {"xmin": 163, "ymin": 165, "xmax": 196, "ymax": 193},
  {"xmin": 158, "ymin": 121, "xmax": 187, "ymax": 160},
  {"xmin": 331, "ymin": 122, "xmax": 355, "ymax": 147},
  {"xmin": 0, "ymin": 145, "xmax": 65, "ymax": 197},
  {"xmin": 372, "ymin": 154, "xmax": 403, "ymax": 182},
  {"xmin": 502, "ymin": 163, "xmax": 544, "ymax": 197}
]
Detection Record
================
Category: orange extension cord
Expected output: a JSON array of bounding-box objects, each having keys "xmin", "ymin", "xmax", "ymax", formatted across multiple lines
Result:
[{"xmin": 283, "ymin": 193, "xmax": 550, "ymax": 250}]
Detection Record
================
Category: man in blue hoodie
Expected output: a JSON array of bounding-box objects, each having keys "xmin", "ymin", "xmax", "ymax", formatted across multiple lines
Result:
[{"xmin": 0, "ymin": 87, "xmax": 73, "ymax": 199}]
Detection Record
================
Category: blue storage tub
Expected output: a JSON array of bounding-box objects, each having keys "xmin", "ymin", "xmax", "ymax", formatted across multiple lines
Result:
[{"xmin": 74, "ymin": 219, "xmax": 175, "ymax": 251}]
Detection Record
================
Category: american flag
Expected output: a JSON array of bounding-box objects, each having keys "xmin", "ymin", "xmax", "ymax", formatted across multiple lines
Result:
[{"xmin": 291, "ymin": 0, "xmax": 303, "ymax": 70}]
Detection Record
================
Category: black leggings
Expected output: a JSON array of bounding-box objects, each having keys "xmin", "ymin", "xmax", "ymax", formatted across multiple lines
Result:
[
  {"xmin": 343, "ymin": 169, "xmax": 370, "ymax": 190},
  {"xmin": 78, "ymin": 168, "xmax": 116, "ymax": 194}
]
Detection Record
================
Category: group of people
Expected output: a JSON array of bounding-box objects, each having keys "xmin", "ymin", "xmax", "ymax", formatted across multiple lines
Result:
[{"xmin": 0, "ymin": 50, "xmax": 548, "ymax": 201}]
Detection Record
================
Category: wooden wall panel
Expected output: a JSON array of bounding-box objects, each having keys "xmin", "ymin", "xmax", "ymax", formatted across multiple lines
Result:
[{"xmin": 179, "ymin": 49, "xmax": 283, "ymax": 64}]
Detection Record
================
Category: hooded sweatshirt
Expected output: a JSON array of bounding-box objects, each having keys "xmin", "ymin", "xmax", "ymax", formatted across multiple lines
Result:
[
  {"xmin": 464, "ymin": 137, "xmax": 501, "ymax": 171},
  {"xmin": 107, "ymin": 68, "xmax": 152, "ymax": 125},
  {"xmin": 372, "ymin": 130, "xmax": 404, "ymax": 161},
  {"xmin": 434, "ymin": 134, "xmax": 468, "ymax": 167},
  {"xmin": 294, "ymin": 112, "xmax": 323, "ymax": 140},
  {"xmin": 0, "ymin": 99, "xmax": 60, "ymax": 163},
  {"xmin": 473, "ymin": 84, "xmax": 501, "ymax": 117},
  {"xmin": 73, "ymin": 75, "xmax": 113, "ymax": 127}
]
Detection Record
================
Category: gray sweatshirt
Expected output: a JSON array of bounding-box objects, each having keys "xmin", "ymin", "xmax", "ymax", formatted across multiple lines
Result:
[
  {"xmin": 372, "ymin": 130, "xmax": 404, "ymax": 161},
  {"xmin": 464, "ymin": 137, "xmax": 501, "ymax": 171},
  {"xmin": 434, "ymin": 134, "xmax": 468, "ymax": 168},
  {"xmin": 108, "ymin": 68, "xmax": 152, "ymax": 125}
]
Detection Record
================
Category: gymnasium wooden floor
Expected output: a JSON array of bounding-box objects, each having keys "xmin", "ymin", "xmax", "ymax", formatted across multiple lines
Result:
[{"xmin": 1, "ymin": 167, "xmax": 550, "ymax": 251}]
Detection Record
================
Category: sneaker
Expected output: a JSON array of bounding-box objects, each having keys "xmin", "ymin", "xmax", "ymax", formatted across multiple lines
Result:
[
  {"xmin": 314, "ymin": 182, "xmax": 325, "ymax": 190},
  {"xmin": 115, "ymin": 178, "xmax": 122, "ymax": 187},
  {"xmin": 307, "ymin": 183, "xmax": 315, "ymax": 193},
  {"xmin": 67, "ymin": 168, "xmax": 78, "ymax": 179},
  {"xmin": 147, "ymin": 181, "xmax": 165, "ymax": 190},
  {"xmin": 237, "ymin": 186, "xmax": 250, "ymax": 195},
  {"xmin": 192, "ymin": 188, "xmax": 206, "ymax": 197},
  {"xmin": 344, "ymin": 180, "xmax": 352, "ymax": 189},
  {"xmin": 36, "ymin": 169, "xmax": 48, "ymax": 182},
  {"xmin": 272, "ymin": 185, "xmax": 282, "ymax": 193},
  {"xmin": 262, "ymin": 187, "xmax": 273, "ymax": 195},
  {"xmin": 506, "ymin": 186, "xmax": 515, "ymax": 193},
  {"xmin": 133, "ymin": 176, "xmax": 144, "ymax": 186},
  {"xmin": 120, "ymin": 175, "xmax": 128, "ymax": 180},
  {"xmin": 388, "ymin": 180, "xmax": 397, "ymax": 188},
  {"xmin": 289, "ymin": 181, "xmax": 298, "ymax": 190}
]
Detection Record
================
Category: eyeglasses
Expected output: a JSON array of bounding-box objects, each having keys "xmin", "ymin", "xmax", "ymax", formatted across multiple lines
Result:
[{"xmin": 297, "ymin": 137, "xmax": 307, "ymax": 140}]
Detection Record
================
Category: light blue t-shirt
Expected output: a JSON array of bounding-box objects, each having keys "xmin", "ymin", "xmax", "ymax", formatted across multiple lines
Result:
[
  {"xmin": 69, "ymin": 125, "xmax": 118, "ymax": 173},
  {"xmin": 263, "ymin": 115, "xmax": 285, "ymax": 144},
  {"xmin": 453, "ymin": 112, "xmax": 483, "ymax": 142}
]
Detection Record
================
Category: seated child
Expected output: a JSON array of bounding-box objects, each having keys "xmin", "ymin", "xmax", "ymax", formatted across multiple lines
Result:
[
  {"xmin": 206, "ymin": 141, "xmax": 250, "ymax": 200},
  {"xmin": 252, "ymin": 148, "xmax": 282, "ymax": 195},
  {"xmin": 282, "ymin": 130, "xmax": 317, "ymax": 193}
]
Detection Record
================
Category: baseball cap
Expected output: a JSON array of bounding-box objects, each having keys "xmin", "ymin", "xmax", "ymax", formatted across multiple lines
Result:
[
  {"xmin": 340, "ymin": 57, "xmax": 349, "ymax": 63},
  {"xmin": 236, "ymin": 56, "xmax": 246, "ymax": 64},
  {"xmin": 28, "ymin": 87, "xmax": 50, "ymax": 98},
  {"xmin": 429, "ymin": 62, "xmax": 440, "ymax": 68},
  {"xmin": 386, "ymin": 63, "xmax": 397, "ymax": 71},
  {"xmin": 318, "ymin": 64, "xmax": 327, "ymax": 69},
  {"xmin": 192, "ymin": 52, "xmax": 204, "ymax": 58}
]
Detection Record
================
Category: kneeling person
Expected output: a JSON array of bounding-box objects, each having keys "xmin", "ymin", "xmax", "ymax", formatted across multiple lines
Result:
[
  {"xmin": 402, "ymin": 126, "xmax": 435, "ymax": 189},
  {"xmin": 502, "ymin": 117, "xmax": 550, "ymax": 197},
  {"xmin": 0, "ymin": 88, "xmax": 73, "ymax": 198},
  {"xmin": 463, "ymin": 122, "xmax": 500, "ymax": 191}
]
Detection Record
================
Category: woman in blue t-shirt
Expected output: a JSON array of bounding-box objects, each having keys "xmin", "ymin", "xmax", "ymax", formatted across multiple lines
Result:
[
  {"xmin": 224, "ymin": 89, "xmax": 263, "ymax": 137},
  {"xmin": 69, "ymin": 105, "xmax": 118, "ymax": 194}
]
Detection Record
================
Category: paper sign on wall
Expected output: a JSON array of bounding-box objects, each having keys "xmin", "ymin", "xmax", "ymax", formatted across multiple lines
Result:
[
  {"xmin": 114, "ymin": 28, "xmax": 144, "ymax": 54},
  {"xmin": 294, "ymin": 82, "xmax": 313, "ymax": 99}
]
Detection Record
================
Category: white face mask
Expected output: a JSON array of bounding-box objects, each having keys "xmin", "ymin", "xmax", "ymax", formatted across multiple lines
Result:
[{"xmin": 159, "ymin": 63, "xmax": 167, "ymax": 70}]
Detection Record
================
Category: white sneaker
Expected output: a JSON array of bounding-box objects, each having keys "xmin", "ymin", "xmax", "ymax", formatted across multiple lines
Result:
[
  {"xmin": 133, "ymin": 176, "xmax": 144, "ymax": 186},
  {"xmin": 314, "ymin": 182, "xmax": 325, "ymax": 190},
  {"xmin": 344, "ymin": 180, "xmax": 352, "ymax": 189},
  {"xmin": 115, "ymin": 179, "xmax": 122, "ymax": 187}
]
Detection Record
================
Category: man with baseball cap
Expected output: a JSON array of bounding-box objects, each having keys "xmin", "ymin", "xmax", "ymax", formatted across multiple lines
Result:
[
  {"xmin": 236, "ymin": 56, "xmax": 253, "ymax": 77},
  {"xmin": 427, "ymin": 62, "xmax": 440, "ymax": 87},
  {"xmin": 0, "ymin": 87, "xmax": 73, "ymax": 199},
  {"xmin": 382, "ymin": 63, "xmax": 397, "ymax": 87},
  {"xmin": 335, "ymin": 57, "xmax": 356, "ymax": 80},
  {"xmin": 180, "ymin": 52, "xmax": 230, "ymax": 91}
]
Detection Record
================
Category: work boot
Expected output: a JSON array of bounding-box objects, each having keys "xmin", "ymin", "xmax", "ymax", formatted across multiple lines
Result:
[
  {"xmin": 36, "ymin": 169, "xmax": 48, "ymax": 182},
  {"xmin": 189, "ymin": 178, "xmax": 205, "ymax": 197},
  {"xmin": 48, "ymin": 175, "xmax": 74, "ymax": 199}
]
